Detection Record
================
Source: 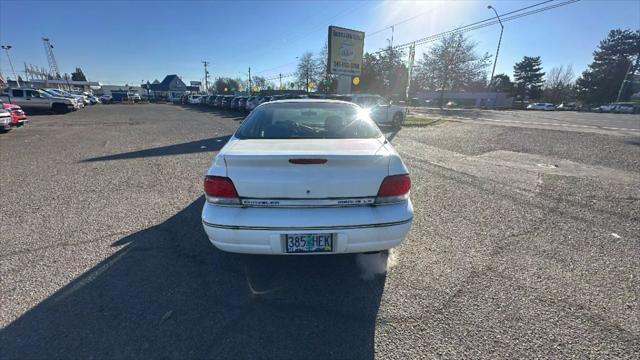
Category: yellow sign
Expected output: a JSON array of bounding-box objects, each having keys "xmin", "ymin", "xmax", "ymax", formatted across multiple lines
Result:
[
  {"xmin": 352, "ymin": 77, "xmax": 360, "ymax": 86},
  {"xmin": 328, "ymin": 25, "xmax": 365, "ymax": 76},
  {"xmin": 309, "ymin": 82, "xmax": 316, "ymax": 89}
]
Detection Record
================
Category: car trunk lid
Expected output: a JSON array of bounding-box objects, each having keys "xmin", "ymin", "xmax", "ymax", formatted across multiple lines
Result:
[{"xmin": 224, "ymin": 138, "xmax": 390, "ymax": 203}]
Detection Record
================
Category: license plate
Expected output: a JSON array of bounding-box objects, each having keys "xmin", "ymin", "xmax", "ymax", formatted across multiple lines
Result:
[{"xmin": 284, "ymin": 233, "xmax": 333, "ymax": 253}]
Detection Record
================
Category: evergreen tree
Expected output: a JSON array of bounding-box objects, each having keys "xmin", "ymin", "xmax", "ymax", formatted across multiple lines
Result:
[
  {"xmin": 489, "ymin": 73, "xmax": 514, "ymax": 93},
  {"xmin": 513, "ymin": 56, "xmax": 545, "ymax": 104},
  {"xmin": 576, "ymin": 29, "xmax": 640, "ymax": 104},
  {"xmin": 71, "ymin": 67, "xmax": 87, "ymax": 81}
]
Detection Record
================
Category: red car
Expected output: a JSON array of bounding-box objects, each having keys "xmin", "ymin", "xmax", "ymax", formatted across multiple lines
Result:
[{"xmin": 2, "ymin": 103, "xmax": 28, "ymax": 127}]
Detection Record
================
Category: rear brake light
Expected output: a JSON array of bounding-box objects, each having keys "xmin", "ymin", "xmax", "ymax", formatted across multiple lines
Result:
[
  {"xmin": 204, "ymin": 176, "xmax": 240, "ymax": 205},
  {"xmin": 376, "ymin": 174, "xmax": 411, "ymax": 204},
  {"xmin": 289, "ymin": 159, "xmax": 327, "ymax": 164}
]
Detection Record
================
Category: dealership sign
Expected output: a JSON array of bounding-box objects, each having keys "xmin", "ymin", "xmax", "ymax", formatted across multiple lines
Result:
[{"xmin": 328, "ymin": 26, "xmax": 365, "ymax": 76}]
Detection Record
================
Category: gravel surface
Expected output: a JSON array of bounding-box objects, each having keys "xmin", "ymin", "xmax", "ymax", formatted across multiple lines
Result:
[{"xmin": 1, "ymin": 104, "xmax": 639, "ymax": 359}]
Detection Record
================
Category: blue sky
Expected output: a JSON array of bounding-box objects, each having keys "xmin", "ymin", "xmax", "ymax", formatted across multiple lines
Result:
[{"xmin": 0, "ymin": 0, "xmax": 638, "ymax": 86}]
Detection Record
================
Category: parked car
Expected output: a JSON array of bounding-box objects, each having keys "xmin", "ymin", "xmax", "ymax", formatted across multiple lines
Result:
[
  {"xmin": 260, "ymin": 96, "xmax": 273, "ymax": 104},
  {"xmin": 230, "ymin": 96, "xmax": 241, "ymax": 110},
  {"xmin": 611, "ymin": 103, "xmax": 638, "ymax": 114},
  {"xmin": 87, "ymin": 95, "xmax": 100, "ymax": 105},
  {"xmin": 43, "ymin": 89, "xmax": 85, "ymax": 108},
  {"xmin": 187, "ymin": 95, "xmax": 203, "ymax": 104},
  {"xmin": 213, "ymin": 95, "xmax": 224, "ymax": 107},
  {"xmin": 0, "ymin": 107, "xmax": 12, "ymax": 132},
  {"xmin": 201, "ymin": 99, "xmax": 413, "ymax": 254},
  {"xmin": 204, "ymin": 95, "xmax": 216, "ymax": 106},
  {"xmin": 99, "ymin": 95, "xmax": 113, "ymax": 104},
  {"xmin": 245, "ymin": 96, "xmax": 261, "ymax": 111},
  {"xmin": 556, "ymin": 102, "xmax": 577, "ymax": 111},
  {"xmin": 339, "ymin": 94, "xmax": 407, "ymax": 129},
  {"xmin": 70, "ymin": 91, "xmax": 90, "ymax": 105},
  {"xmin": 593, "ymin": 103, "xmax": 617, "ymax": 113},
  {"xmin": 237, "ymin": 97, "xmax": 248, "ymax": 111},
  {"xmin": 527, "ymin": 103, "xmax": 556, "ymax": 111},
  {"xmin": 221, "ymin": 95, "xmax": 234, "ymax": 108},
  {"xmin": 1, "ymin": 88, "xmax": 77, "ymax": 114},
  {"xmin": 2, "ymin": 103, "xmax": 28, "ymax": 127}
]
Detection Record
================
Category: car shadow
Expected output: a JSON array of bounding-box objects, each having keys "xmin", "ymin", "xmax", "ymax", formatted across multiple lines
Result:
[
  {"xmin": 1, "ymin": 196, "xmax": 387, "ymax": 359},
  {"xmin": 82, "ymin": 134, "xmax": 232, "ymax": 162}
]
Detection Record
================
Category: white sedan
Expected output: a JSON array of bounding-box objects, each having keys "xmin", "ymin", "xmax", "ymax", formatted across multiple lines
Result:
[
  {"xmin": 201, "ymin": 99, "xmax": 413, "ymax": 255},
  {"xmin": 526, "ymin": 103, "xmax": 556, "ymax": 111}
]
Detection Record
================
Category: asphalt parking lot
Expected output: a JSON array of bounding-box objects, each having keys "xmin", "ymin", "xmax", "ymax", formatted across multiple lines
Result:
[{"xmin": 1, "ymin": 104, "xmax": 639, "ymax": 358}]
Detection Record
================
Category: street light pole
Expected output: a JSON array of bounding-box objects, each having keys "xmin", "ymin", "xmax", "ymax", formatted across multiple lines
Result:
[
  {"xmin": 1, "ymin": 45, "xmax": 20, "ymax": 87},
  {"xmin": 487, "ymin": 5, "xmax": 503, "ymax": 108},
  {"xmin": 202, "ymin": 61, "xmax": 210, "ymax": 94}
]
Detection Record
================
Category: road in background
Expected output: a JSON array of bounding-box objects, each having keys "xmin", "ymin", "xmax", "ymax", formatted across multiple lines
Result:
[
  {"xmin": 1, "ymin": 104, "xmax": 639, "ymax": 358},
  {"xmin": 410, "ymin": 107, "xmax": 640, "ymax": 135}
]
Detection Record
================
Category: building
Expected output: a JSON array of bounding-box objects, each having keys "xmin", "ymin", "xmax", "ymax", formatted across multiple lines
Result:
[
  {"xmin": 417, "ymin": 91, "xmax": 514, "ymax": 109},
  {"xmin": 147, "ymin": 75, "xmax": 187, "ymax": 101},
  {"xmin": 97, "ymin": 85, "xmax": 144, "ymax": 96}
]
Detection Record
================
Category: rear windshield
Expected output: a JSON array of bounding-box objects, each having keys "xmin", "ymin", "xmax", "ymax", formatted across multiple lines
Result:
[{"xmin": 235, "ymin": 102, "xmax": 381, "ymax": 139}]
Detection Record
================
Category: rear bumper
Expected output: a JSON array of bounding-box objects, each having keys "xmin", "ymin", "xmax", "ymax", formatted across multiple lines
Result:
[{"xmin": 201, "ymin": 200, "xmax": 413, "ymax": 254}]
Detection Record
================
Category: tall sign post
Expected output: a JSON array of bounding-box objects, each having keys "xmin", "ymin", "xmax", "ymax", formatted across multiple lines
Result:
[{"xmin": 327, "ymin": 26, "xmax": 365, "ymax": 94}]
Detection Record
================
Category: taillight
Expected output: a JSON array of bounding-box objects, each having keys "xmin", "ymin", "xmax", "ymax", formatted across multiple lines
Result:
[
  {"xmin": 376, "ymin": 174, "xmax": 411, "ymax": 204},
  {"xmin": 204, "ymin": 176, "xmax": 240, "ymax": 205}
]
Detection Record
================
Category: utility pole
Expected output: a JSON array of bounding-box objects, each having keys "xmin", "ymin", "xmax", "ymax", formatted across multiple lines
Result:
[
  {"xmin": 616, "ymin": 55, "xmax": 639, "ymax": 102},
  {"xmin": 1, "ymin": 45, "xmax": 20, "ymax": 87},
  {"xmin": 487, "ymin": 5, "xmax": 504, "ymax": 108},
  {"xmin": 201, "ymin": 60, "xmax": 210, "ymax": 94},
  {"xmin": 391, "ymin": 25, "xmax": 394, "ymax": 48},
  {"xmin": 306, "ymin": 67, "xmax": 310, "ymax": 93},
  {"xmin": 405, "ymin": 42, "xmax": 416, "ymax": 101},
  {"xmin": 248, "ymin": 66, "xmax": 252, "ymax": 95},
  {"xmin": 279, "ymin": 73, "xmax": 283, "ymax": 90}
]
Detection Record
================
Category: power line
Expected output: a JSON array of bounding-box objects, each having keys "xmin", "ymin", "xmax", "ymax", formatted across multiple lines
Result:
[
  {"xmin": 247, "ymin": 1, "xmax": 391, "ymax": 78},
  {"xmin": 257, "ymin": 0, "xmax": 561, "ymax": 78},
  {"xmin": 367, "ymin": 8, "xmax": 435, "ymax": 37},
  {"xmin": 255, "ymin": 59, "xmax": 299, "ymax": 76},
  {"xmin": 374, "ymin": 0, "xmax": 578, "ymax": 54}
]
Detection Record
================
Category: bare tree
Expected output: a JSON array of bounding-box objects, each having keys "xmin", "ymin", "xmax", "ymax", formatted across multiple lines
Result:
[
  {"xmin": 543, "ymin": 65, "xmax": 575, "ymax": 104},
  {"xmin": 315, "ymin": 43, "xmax": 337, "ymax": 93},
  {"xmin": 295, "ymin": 52, "xmax": 317, "ymax": 92},
  {"xmin": 252, "ymin": 76, "xmax": 267, "ymax": 90},
  {"xmin": 545, "ymin": 65, "xmax": 574, "ymax": 89},
  {"xmin": 413, "ymin": 33, "xmax": 491, "ymax": 107}
]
